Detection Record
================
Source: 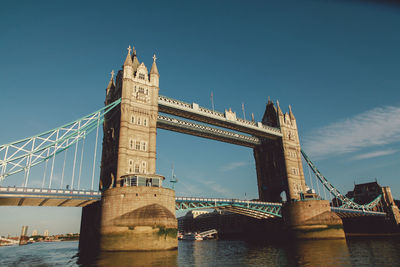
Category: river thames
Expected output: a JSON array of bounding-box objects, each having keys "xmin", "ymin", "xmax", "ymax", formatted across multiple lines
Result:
[{"xmin": 1, "ymin": 237, "xmax": 400, "ymax": 266}]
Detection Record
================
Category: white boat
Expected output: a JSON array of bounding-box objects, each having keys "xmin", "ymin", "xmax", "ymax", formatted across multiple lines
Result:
[{"xmin": 180, "ymin": 233, "xmax": 203, "ymax": 241}]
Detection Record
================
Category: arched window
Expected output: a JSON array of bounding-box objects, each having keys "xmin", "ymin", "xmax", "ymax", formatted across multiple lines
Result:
[{"xmin": 280, "ymin": 191, "xmax": 287, "ymax": 202}]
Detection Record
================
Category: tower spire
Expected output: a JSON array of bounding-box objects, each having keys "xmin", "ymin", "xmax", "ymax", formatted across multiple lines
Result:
[
  {"xmin": 276, "ymin": 100, "xmax": 283, "ymax": 115},
  {"xmin": 150, "ymin": 54, "xmax": 159, "ymax": 75},
  {"xmin": 124, "ymin": 45, "xmax": 133, "ymax": 66},
  {"xmin": 289, "ymin": 104, "xmax": 295, "ymax": 120},
  {"xmin": 106, "ymin": 70, "xmax": 115, "ymax": 95},
  {"xmin": 131, "ymin": 45, "xmax": 140, "ymax": 71}
]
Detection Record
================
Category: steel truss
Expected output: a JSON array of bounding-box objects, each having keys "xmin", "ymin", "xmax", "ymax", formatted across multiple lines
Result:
[
  {"xmin": 175, "ymin": 197, "xmax": 282, "ymax": 219},
  {"xmin": 301, "ymin": 149, "xmax": 382, "ymax": 211},
  {"xmin": 0, "ymin": 99, "xmax": 121, "ymax": 184}
]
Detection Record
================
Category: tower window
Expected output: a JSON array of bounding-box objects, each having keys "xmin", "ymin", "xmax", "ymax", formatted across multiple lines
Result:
[
  {"xmin": 141, "ymin": 161, "xmax": 147, "ymax": 174},
  {"xmin": 129, "ymin": 139, "xmax": 134, "ymax": 149},
  {"xmin": 141, "ymin": 141, "xmax": 147, "ymax": 151},
  {"xmin": 139, "ymin": 73, "xmax": 145, "ymax": 80},
  {"xmin": 137, "ymin": 117, "xmax": 141, "ymax": 125},
  {"xmin": 128, "ymin": 159, "xmax": 134, "ymax": 173},
  {"xmin": 135, "ymin": 141, "xmax": 141, "ymax": 150},
  {"xmin": 131, "ymin": 115, "xmax": 135, "ymax": 124},
  {"xmin": 134, "ymin": 163, "xmax": 140, "ymax": 173},
  {"xmin": 143, "ymin": 118, "xmax": 148, "ymax": 126}
]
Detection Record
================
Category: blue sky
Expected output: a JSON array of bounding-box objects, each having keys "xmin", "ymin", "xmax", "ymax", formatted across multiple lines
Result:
[{"xmin": 1, "ymin": 0, "xmax": 400, "ymax": 236}]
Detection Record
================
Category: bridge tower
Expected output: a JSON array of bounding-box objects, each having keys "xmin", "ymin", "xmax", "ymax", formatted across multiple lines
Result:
[
  {"xmin": 80, "ymin": 46, "xmax": 177, "ymax": 252},
  {"xmin": 254, "ymin": 99, "xmax": 306, "ymax": 202},
  {"xmin": 254, "ymin": 100, "xmax": 345, "ymax": 239}
]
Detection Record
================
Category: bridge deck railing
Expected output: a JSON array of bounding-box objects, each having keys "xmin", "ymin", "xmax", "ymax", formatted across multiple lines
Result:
[
  {"xmin": 0, "ymin": 186, "xmax": 101, "ymax": 196},
  {"xmin": 175, "ymin": 196, "xmax": 282, "ymax": 206},
  {"xmin": 331, "ymin": 207, "xmax": 386, "ymax": 216}
]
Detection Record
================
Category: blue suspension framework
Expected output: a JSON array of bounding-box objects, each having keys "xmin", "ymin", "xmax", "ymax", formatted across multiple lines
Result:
[
  {"xmin": 175, "ymin": 197, "xmax": 283, "ymax": 218},
  {"xmin": 301, "ymin": 149, "xmax": 382, "ymax": 211},
  {"xmin": 0, "ymin": 99, "xmax": 121, "ymax": 189}
]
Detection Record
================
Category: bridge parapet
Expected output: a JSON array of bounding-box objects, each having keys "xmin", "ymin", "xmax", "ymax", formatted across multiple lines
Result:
[
  {"xmin": 175, "ymin": 196, "xmax": 282, "ymax": 206},
  {"xmin": 0, "ymin": 186, "xmax": 101, "ymax": 196},
  {"xmin": 0, "ymin": 186, "xmax": 100, "ymax": 207},
  {"xmin": 331, "ymin": 207, "xmax": 386, "ymax": 217}
]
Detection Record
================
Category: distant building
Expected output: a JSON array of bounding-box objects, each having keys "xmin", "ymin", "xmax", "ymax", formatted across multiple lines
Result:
[
  {"xmin": 44, "ymin": 230, "xmax": 49, "ymax": 237},
  {"xmin": 334, "ymin": 181, "xmax": 400, "ymax": 224},
  {"xmin": 19, "ymin": 226, "xmax": 29, "ymax": 245},
  {"xmin": 32, "ymin": 230, "xmax": 38, "ymax": 236},
  {"xmin": 178, "ymin": 210, "xmax": 221, "ymax": 233},
  {"xmin": 20, "ymin": 226, "xmax": 28, "ymax": 237}
]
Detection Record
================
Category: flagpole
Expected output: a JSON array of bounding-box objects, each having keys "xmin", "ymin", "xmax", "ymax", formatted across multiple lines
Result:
[
  {"xmin": 211, "ymin": 91, "xmax": 215, "ymax": 111},
  {"xmin": 242, "ymin": 102, "xmax": 246, "ymax": 120}
]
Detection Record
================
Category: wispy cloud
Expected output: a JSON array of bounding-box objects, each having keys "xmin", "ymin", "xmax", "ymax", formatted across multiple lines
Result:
[
  {"xmin": 176, "ymin": 181, "xmax": 204, "ymax": 197},
  {"xmin": 220, "ymin": 161, "xmax": 250, "ymax": 172},
  {"xmin": 303, "ymin": 106, "xmax": 400, "ymax": 159},
  {"xmin": 352, "ymin": 149, "xmax": 398, "ymax": 160},
  {"xmin": 201, "ymin": 180, "xmax": 235, "ymax": 197}
]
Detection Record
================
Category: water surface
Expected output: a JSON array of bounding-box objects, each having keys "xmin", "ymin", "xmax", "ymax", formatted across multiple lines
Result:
[{"xmin": 1, "ymin": 238, "xmax": 400, "ymax": 266}]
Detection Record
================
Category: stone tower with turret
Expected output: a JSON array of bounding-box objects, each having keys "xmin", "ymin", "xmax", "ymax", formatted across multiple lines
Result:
[
  {"xmin": 253, "ymin": 99, "xmax": 306, "ymax": 202},
  {"xmin": 100, "ymin": 46, "xmax": 160, "ymax": 189},
  {"xmin": 254, "ymin": 100, "xmax": 344, "ymax": 240},
  {"xmin": 96, "ymin": 46, "xmax": 177, "ymax": 251}
]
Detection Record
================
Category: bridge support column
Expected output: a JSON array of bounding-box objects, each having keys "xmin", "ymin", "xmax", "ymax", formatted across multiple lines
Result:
[
  {"xmin": 282, "ymin": 200, "xmax": 345, "ymax": 239},
  {"xmin": 100, "ymin": 186, "xmax": 177, "ymax": 251}
]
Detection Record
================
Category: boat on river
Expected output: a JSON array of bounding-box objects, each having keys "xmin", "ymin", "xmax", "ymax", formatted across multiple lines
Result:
[{"xmin": 178, "ymin": 233, "xmax": 203, "ymax": 241}]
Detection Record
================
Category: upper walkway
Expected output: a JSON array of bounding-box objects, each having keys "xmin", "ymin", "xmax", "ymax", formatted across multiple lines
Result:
[{"xmin": 158, "ymin": 95, "xmax": 282, "ymax": 139}]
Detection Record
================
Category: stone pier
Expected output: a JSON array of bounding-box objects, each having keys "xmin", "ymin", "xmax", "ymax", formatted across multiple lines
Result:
[
  {"xmin": 282, "ymin": 200, "xmax": 345, "ymax": 239},
  {"xmin": 100, "ymin": 186, "xmax": 177, "ymax": 251}
]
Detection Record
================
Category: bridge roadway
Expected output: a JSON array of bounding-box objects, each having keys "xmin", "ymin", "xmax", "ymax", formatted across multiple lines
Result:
[
  {"xmin": 158, "ymin": 95, "xmax": 282, "ymax": 139},
  {"xmin": 0, "ymin": 187, "xmax": 100, "ymax": 207},
  {"xmin": 0, "ymin": 187, "xmax": 387, "ymax": 218}
]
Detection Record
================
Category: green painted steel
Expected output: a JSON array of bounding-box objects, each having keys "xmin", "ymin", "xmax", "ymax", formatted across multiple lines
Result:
[
  {"xmin": 175, "ymin": 197, "xmax": 283, "ymax": 218},
  {"xmin": 301, "ymin": 149, "xmax": 382, "ymax": 211},
  {"xmin": 0, "ymin": 98, "xmax": 121, "ymax": 181}
]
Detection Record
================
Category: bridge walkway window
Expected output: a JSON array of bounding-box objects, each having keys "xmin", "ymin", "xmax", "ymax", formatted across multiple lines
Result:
[{"xmin": 120, "ymin": 174, "xmax": 165, "ymax": 188}]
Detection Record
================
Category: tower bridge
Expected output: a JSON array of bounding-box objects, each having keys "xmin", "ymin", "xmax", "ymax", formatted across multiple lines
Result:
[{"xmin": 1, "ymin": 45, "xmax": 399, "ymax": 251}]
